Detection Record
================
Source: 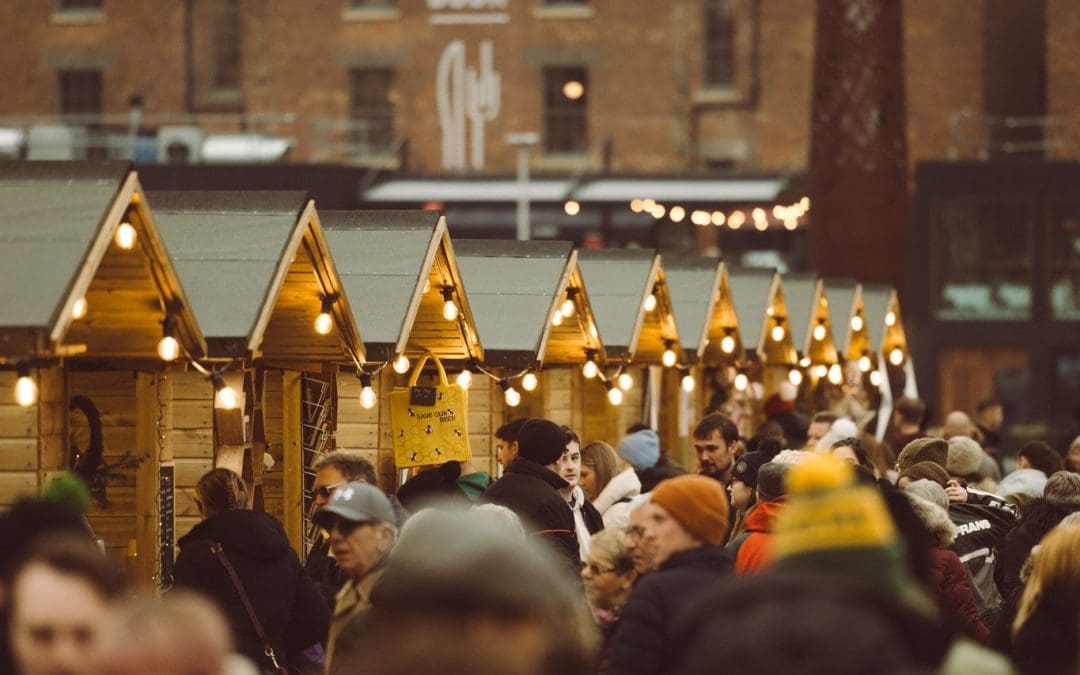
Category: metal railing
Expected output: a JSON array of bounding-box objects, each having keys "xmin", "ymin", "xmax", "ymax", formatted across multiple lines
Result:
[{"xmin": 948, "ymin": 111, "xmax": 1071, "ymax": 160}]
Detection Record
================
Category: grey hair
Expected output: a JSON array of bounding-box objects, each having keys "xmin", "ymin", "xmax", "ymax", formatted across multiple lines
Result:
[{"xmin": 311, "ymin": 450, "xmax": 377, "ymax": 484}]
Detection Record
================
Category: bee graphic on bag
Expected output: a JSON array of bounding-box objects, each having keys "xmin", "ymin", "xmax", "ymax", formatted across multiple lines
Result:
[
  {"xmin": 399, "ymin": 429, "xmax": 405, "ymax": 438},
  {"xmin": 409, "ymin": 452, "xmax": 418, "ymax": 462},
  {"xmin": 434, "ymin": 448, "xmax": 442, "ymax": 456},
  {"xmin": 438, "ymin": 392, "xmax": 444, "ymax": 401},
  {"xmin": 446, "ymin": 408, "xmax": 454, "ymax": 416},
  {"xmin": 453, "ymin": 429, "xmax": 463, "ymax": 438},
  {"xmin": 407, "ymin": 408, "xmax": 415, "ymax": 417},
  {"xmin": 425, "ymin": 424, "xmax": 432, "ymax": 434}
]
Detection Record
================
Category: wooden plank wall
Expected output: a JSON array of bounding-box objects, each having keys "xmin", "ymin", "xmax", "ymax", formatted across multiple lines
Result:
[
  {"xmin": 0, "ymin": 370, "xmax": 41, "ymax": 506},
  {"xmin": 170, "ymin": 370, "xmax": 213, "ymax": 546},
  {"xmin": 261, "ymin": 370, "xmax": 285, "ymax": 527}
]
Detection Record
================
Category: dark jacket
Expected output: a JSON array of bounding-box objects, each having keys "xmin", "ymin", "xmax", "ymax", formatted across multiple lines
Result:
[
  {"xmin": 947, "ymin": 501, "xmax": 1017, "ymax": 625},
  {"xmin": 995, "ymin": 498, "xmax": 1079, "ymax": 599},
  {"xmin": 636, "ymin": 455, "xmax": 688, "ymax": 493},
  {"xmin": 1012, "ymin": 595, "xmax": 1079, "ymax": 675},
  {"xmin": 174, "ymin": 510, "xmax": 330, "ymax": 671},
  {"xmin": 928, "ymin": 547, "xmax": 988, "ymax": 643},
  {"xmin": 482, "ymin": 457, "xmax": 579, "ymax": 572},
  {"xmin": 608, "ymin": 545, "xmax": 730, "ymax": 675}
]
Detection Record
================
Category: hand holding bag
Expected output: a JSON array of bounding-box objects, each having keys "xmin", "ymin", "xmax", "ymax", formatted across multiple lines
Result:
[{"xmin": 388, "ymin": 352, "xmax": 471, "ymax": 468}]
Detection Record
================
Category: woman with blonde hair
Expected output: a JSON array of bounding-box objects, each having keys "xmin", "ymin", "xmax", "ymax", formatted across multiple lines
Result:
[
  {"xmin": 581, "ymin": 528, "xmax": 637, "ymax": 674},
  {"xmin": 583, "ymin": 440, "xmax": 643, "ymax": 529},
  {"xmin": 1011, "ymin": 523, "xmax": 1080, "ymax": 675}
]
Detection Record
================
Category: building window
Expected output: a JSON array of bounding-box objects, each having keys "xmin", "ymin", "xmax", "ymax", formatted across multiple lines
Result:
[
  {"xmin": 1050, "ymin": 202, "xmax": 1080, "ymax": 319},
  {"xmin": 58, "ymin": 69, "xmax": 103, "ymax": 117},
  {"xmin": 211, "ymin": 0, "xmax": 241, "ymax": 92},
  {"xmin": 58, "ymin": 0, "xmax": 103, "ymax": 9},
  {"xmin": 349, "ymin": 0, "xmax": 395, "ymax": 6},
  {"xmin": 542, "ymin": 66, "xmax": 588, "ymax": 154},
  {"xmin": 704, "ymin": 0, "xmax": 735, "ymax": 87},
  {"xmin": 543, "ymin": 0, "xmax": 588, "ymax": 4},
  {"xmin": 349, "ymin": 68, "xmax": 396, "ymax": 155}
]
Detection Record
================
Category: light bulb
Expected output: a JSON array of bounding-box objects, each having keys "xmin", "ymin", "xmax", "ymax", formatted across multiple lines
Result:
[
  {"xmin": 552, "ymin": 310, "xmax": 564, "ymax": 326},
  {"xmin": 15, "ymin": 366, "xmax": 37, "ymax": 408},
  {"xmin": 869, "ymin": 370, "xmax": 883, "ymax": 387},
  {"xmin": 562, "ymin": 80, "xmax": 584, "ymax": 100},
  {"xmin": 313, "ymin": 311, "xmax": 333, "ymax": 335},
  {"xmin": 442, "ymin": 299, "xmax": 459, "ymax": 321},
  {"xmin": 607, "ymin": 385, "xmax": 623, "ymax": 406},
  {"xmin": 115, "ymin": 222, "xmax": 137, "ymax": 250},
  {"xmin": 813, "ymin": 324, "xmax": 826, "ymax": 341},
  {"xmin": 885, "ymin": 311, "xmax": 896, "ymax": 327},
  {"xmin": 644, "ymin": 293, "xmax": 658, "ymax": 312},
  {"xmin": 850, "ymin": 315, "xmax": 864, "ymax": 332},
  {"xmin": 771, "ymin": 324, "xmax": 785, "ymax": 342},
  {"xmin": 504, "ymin": 387, "xmax": 521, "ymax": 407},
  {"xmin": 630, "ymin": 199, "xmax": 644, "ymax": 213},
  {"xmin": 72, "ymin": 297, "xmax": 88, "ymax": 320},
  {"xmin": 564, "ymin": 200, "xmax": 581, "ymax": 216},
  {"xmin": 359, "ymin": 386, "xmax": 377, "ymax": 409},
  {"xmin": 681, "ymin": 373, "xmax": 695, "ymax": 393},
  {"xmin": 582, "ymin": 359, "xmax": 599, "ymax": 379},
  {"xmin": 889, "ymin": 348, "xmax": 904, "ymax": 366},
  {"xmin": 522, "ymin": 372, "xmax": 539, "ymax": 392},
  {"xmin": 752, "ymin": 207, "xmax": 766, "ymax": 222},
  {"xmin": 788, "ymin": 368, "xmax": 803, "ymax": 386},
  {"xmin": 669, "ymin": 206, "xmax": 686, "ymax": 222},
  {"xmin": 157, "ymin": 335, "xmax": 180, "ymax": 362},
  {"xmin": 812, "ymin": 364, "xmax": 828, "ymax": 378},
  {"xmin": 662, "ymin": 348, "xmax": 677, "ymax": 368},
  {"xmin": 711, "ymin": 211, "xmax": 725, "ymax": 226},
  {"xmin": 393, "ymin": 354, "xmax": 410, "ymax": 374},
  {"xmin": 734, "ymin": 372, "xmax": 748, "ymax": 391},
  {"xmin": 720, "ymin": 335, "xmax": 736, "ymax": 354},
  {"xmin": 799, "ymin": 356, "xmax": 811, "ymax": 368},
  {"xmin": 617, "ymin": 372, "xmax": 633, "ymax": 391},
  {"xmin": 215, "ymin": 385, "xmax": 239, "ymax": 410},
  {"xmin": 858, "ymin": 355, "xmax": 872, "ymax": 372},
  {"xmin": 456, "ymin": 369, "xmax": 472, "ymax": 389},
  {"xmin": 561, "ymin": 298, "xmax": 576, "ymax": 318},
  {"xmin": 828, "ymin": 364, "xmax": 843, "ymax": 385}
]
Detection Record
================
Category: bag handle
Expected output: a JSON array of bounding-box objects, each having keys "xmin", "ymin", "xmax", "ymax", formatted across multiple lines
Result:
[
  {"xmin": 206, "ymin": 541, "xmax": 287, "ymax": 675},
  {"xmin": 406, "ymin": 350, "xmax": 449, "ymax": 387}
]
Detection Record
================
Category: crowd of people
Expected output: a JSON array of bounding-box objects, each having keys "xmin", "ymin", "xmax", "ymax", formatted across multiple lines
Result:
[{"xmin": 3, "ymin": 395, "xmax": 1080, "ymax": 675}]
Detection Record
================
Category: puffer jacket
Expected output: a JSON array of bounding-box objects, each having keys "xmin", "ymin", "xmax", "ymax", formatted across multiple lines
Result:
[
  {"xmin": 594, "ymin": 467, "xmax": 642, "ymax": 529},
  {"xmin": 995, "ymin": 498, "xmax": 1080, "ymax": 599},
  {"xmin": 726, "ymin": 498, "xmax": 785, "ymax": 575},
  {"xmin": 174, "ymin": 510, "xmax": 329, "ymax": 671}
]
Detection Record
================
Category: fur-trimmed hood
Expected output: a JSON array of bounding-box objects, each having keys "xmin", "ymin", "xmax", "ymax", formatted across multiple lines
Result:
[
  {"xmin": 905, "ymin": 492, "xmax": 957, "ymax": 548},
  {"xmin": 1017, "ymin": 497, "xmax": 1080, "ymax": 538}
]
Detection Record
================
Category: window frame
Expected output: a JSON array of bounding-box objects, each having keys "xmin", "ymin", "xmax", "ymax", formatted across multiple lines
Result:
[
  {"xmin": 541, "ymin": 65, "xmax": 589, "ymax": 156},
  {"xmin": 348, "ymin": 66, "xmax": 397, "ymax": 157}
]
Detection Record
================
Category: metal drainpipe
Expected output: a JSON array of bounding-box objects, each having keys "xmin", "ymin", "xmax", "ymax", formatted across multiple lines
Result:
[{"xmin": 184, "ymin": 0, "xmax": 195, "ymax": 113}]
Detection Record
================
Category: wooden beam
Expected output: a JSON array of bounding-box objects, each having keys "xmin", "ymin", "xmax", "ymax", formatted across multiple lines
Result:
[
  {"xmin": 134, "ymin": 371, "xmax": 169, "ymax": 590},
  {"xmin": 281, "ymin": 371, "xmax": 303, "ymax": 555}
]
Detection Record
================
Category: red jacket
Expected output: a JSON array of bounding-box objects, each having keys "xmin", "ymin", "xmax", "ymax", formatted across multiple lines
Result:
[
  {"xmin": 928, "ymin": 547, "xmax": 989, "ymax": 643},
  {"xmin": 733, "ymin": 499, "xmax": 785, "ymax": 575}
]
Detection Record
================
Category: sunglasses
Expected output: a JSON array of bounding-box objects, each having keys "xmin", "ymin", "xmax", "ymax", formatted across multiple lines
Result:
[{"xmin": 312, "ymin": 480, "xmax": 348, "ymax": 500}]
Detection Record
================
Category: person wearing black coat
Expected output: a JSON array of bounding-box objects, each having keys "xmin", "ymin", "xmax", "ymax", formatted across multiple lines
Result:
[
  {"xmin": 173, "ymin": 468, "xmax": 329, "ymax": 673},
  {"xmin": 482, "ymin": 419, "xmax": 580, "ymax": 573},
  {"xmin": 609, "ymin": 475, "xmax": 732, "ymax": 675},
  {"xmin": 995, "ymin": 473, "xmax": 1080, "ymax": 599}
]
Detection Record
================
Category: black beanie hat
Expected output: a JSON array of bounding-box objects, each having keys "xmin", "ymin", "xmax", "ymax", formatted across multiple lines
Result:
[
  {"xmin": 731, "ymin": 450, "xmax": 774, "ymax": 490},
  {"xmin": 516, "ymin": 419, "xmax": 570, "ymax": 466}
]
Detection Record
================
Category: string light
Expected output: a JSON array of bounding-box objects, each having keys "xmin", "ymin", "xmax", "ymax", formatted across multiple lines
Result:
[
  {"xmin": 211, "ymin": 372, "xmax": 239, "ymax": 410},
  {"xmin": 869, "ymin": 370, "xmax": 883, "ymax": 387},
  {"xmin": 661, "ymin": 340, "xmax": 677, "ymax": 368},
  {"xmin": 115, "ymin": 221, "xmax": 137, "ymax": 250},
  {"xmin": 728, "ymin": 211, "xmax": 745, "ymax": 229},
  {"xmin": 858, "ymin": 354, "xmax": 872, "ymax": 372},
  {"xmin": 561, "ymin": 290, "xmax": 577, "ymax": 318},
  {"xmin": 850, "ymin": 314, "xmax": 864, "ymax": 332},
  {"xmin": 358, "ymin": 372, "xmax": 376, "ymax": 409},
  {"xmin": 812, "ymin": 364, "xmax": 828, "ymax": 378},
  {"xmin": 813, "ymin": 323, "xmax": 826, "ymax": 341},
  {"xmin": 889, "ymin": 347, "xmax": 904, "ymax": 366},
  {"xmin": 441, "ymin": 287, "xmax": 459, "ymax": 321},
  {"xmin": 552, "ymin": 310, "xmax": 564, "ymax": 326},
  {"xmin": 314, "ymin": 296, "xmax": 335, "ymax": 335},
  {"xmin": 630, "ymin": 199, "xmax": 645, "ymax": 213},
  {"xmin": 788, "ymin": 368, "xmax": 803, "ymax": 386},
  {"xmin": 500, "ymin": 379, "xmax": 521, "ymax": 407},
  {"xmin": 605, "ymin": 381, "xmax": 623, "ymax": 406},
  {"xmin": 799, "ymin": 356, "xmax": 811, "ymax": 368},
  {"xmin": 14, "ymin": 362, "xmax": 37, "ymax": 408},
  {"xmin": 680, "ymin": 370, "xmax": 695, "ymax": 393},
  {"xmin": 885, "ymin": 311, "xmax": 896, "ymax": 326},
  {"xmin": 522, "ymin": 372, "xmax": 539, "ymax": 392},
  {"xmin": 734, "ymin": 371, "xmax": 748, "ymax": 392},
  {"xmin": 643, "ymin": 293, "xmax": 658, "ymax": 312},
  {"xmin": 392, "ymin": 354, "xmax": 410, "ymax": 374},
  {"xmin": 669, "ymin": 206, "xmax": 686, "ymax": 223},
  {"xmin": 771, "ymin": 322, "xmax": 785, "ymax": 342},
  {"xmin": 582, "ymin": 350, "xmax": 600, "ymax": 379},
  {"xmin": 562, "ymin": 80, "xmax": 584, "ymax": 100},
  {"xmin": 72, "ymin": 297, "xmax": 88, "ymax": 320},
  {"xmin": 711, "ymin": 211, "xmax": 725, "ymax": 226},
  {"xmin": 720, "ymin": 333, "xmax": 736, "ymax": 354},
  {"xmin": 650, "ymin": 204, "xmax": 666, "ymax": 219},
  {"xmin": 828, "ymin": 364, "xmax": 843, "ymax": 385},
  {"xmin": 691, "ymin": 210, "xmax": 711, "ymax": 226},
  {"xmin": 617, "ymin": 371, "xmax": 633, "ymax": 391},
  {"xmin": 456, "ymin": 368, "xmax": 473, "ymax": 389},
  {"xmin": 564, "ymin": 200, "xmax": 581, "ymax": 216},
  {"xmin": 157, "ymin": 316, "xmax": 180, "ymax": 362}
]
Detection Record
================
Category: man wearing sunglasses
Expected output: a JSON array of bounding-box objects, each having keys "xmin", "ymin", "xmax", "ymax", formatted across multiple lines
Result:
[{"xmin": 313, "ymin": 481, "xmax": 397, "ymax": 670}]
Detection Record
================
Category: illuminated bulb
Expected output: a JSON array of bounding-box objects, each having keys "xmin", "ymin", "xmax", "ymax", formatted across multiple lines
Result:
[
  {"xmin": 15, "ymin": 364, "xmax": 36, "ymax": 408},
  {"xmin": 885, "ymin": 311, "xmax": 896, "ymax": 327},
  {"xmin": 314, "ymin": 312, "xmax": 333, "ymax": 335},
  {"xmin": 850, "ymin": 315, "xmax": 864, "ymax": 332},
  {"xmin": 552, "ymin": 310, "xmax": 564, "ymax": 326},
  {"xmin": 360, "ymin": 385, "xmax": 377, "ymax": 409},
  {"xmin": 630, "ymin": 199, "xmax": 645, "ymax": 213},
  {"xmin": 662, "ymin": 348, "xmax": 677, "ymax": 368},
  {"xmin": 784, "ymin": 218, "xmax": 799, "ymax": 231},
  {"xmin": 644, "ymin": 293, "xmax": 658, "ymax": 312},
  {"xmin": 813, "ymin": 324, "xmax": 826, "ymax": 341},
  {"xmin": 442, "ymin": 299, "xmax": 459, "ymax": 321},
  {"xmin": 642, "ymin": 198, "xmax": 656, "ymax": 211},
  {"xmin": 522, "ymin": 372, "xmax": 539, "ymax": 392},
  {"xmin": 828, "ymin": 364, "xmax": 843, "ymax": 385},
  {"xmin": 858, "ymin": 355, "xmax": 872, "ymax": 372},
  {"xmin": 669, "ymin": 206, "xmax": 686, "ymax": 223},
  {"xmin": 651, "ymin": 204, "xmax": 666, "ymax": 219},
  {"xmin": 215, "ymin": 385, "xmax": 239, "ymax": 410},
  {"xmin": 582, "ymin": 359, "xmax": 599, "ymax": 379},
  {"xmin": 711, "ymin": 211, "xmax": 725, "ymax": 226},
  {"xmin": 617, "ymin": 372, "xmax": 633, "ymax": 391},
  {"xmin": 771, "ymin": 324, "xmax": 785, "ymax": 342},
  {"xmin": 889, "ymin": 348, "xmax": 904, "ymax": 366},
  {"xmin": 788, "ymin": 368, "xmax": 803, "ymax": 386},
  {"xmin": 561, "ymin": 297, "xmax": 576, "ymax": 318},
  {"xmin": 799, "ymin": 356, "xmax": 811, "ymax": 368},
  {"xmin": 392, "ymin": 354, "xmax": 410, "ymax": 374},
  {"xmin": 755, "ymin": 217, "xmax": 769, "ymax": 232},
  {"xmin": 691, "ymin": 210, "xmax": 711, "ymax": 226},
  {"xmin": 681, "ymin": 373, "xmax": 695, "ymax": 393},
  {"xmin": 115, "ymin": 222, "xmax": 137, "ymax": 250},
  {"xmin": 812, "ymin": 364, "xmax": 828, "ymax": 378},
  {"xmin": 589, "ymin": 323, "xmax": 598, "ymax": 339},
  {"xmin": 607, "ymin": 384, "xmax": 623, "ymax": 406},
  {"xmin": 563, "ymin": 80, "xmax": 584, "ymax": 100},
  {"xmin": 801, "ymin": 196, "xmax": 811, "ymax": 211},
  {"xmin": 734, "ymin": 372, "xmax": 749, "ymax": 391},
  {"xmin": 564, "ymin": 200, "xmax": 581, "ymax": 216},
  {"xmin": 456, "ymin": 369, "xmax": 472, "ymax": 389},
  {"xmin": 728, "ymin": 211, "xmax": 745, "ymax": 229},
  {"xmin": 504, "ymin": 386, "xmax": 521, "ymax": 407},
  {"xmin": 157, "ymin": 336, "xmax": 180, "ymax": 362},
  {"xmin": 752, "ymin": 208, "xmax": 766, "ymax": 222},
  {"xmin": 720, "ymin": 335, "xmax": 736, "ymax": 354},
  {"xmin": 869, "ymin": 370, "xmax": 883, "ymax": 387},
  {"xmin": 72, "ymin": 297, "xmax": 88, "ymax": 320}
]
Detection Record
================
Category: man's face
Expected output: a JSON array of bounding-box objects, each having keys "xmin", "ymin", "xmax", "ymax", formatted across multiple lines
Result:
[
  {"xmin": 806, "ymin": 421, "xmax": 830, "ymax": 448},
  {"xmin": 496, "ymin": 440, "xmax": 519, "ymax": 471},
  {"xmin": 728, "ymin": 478, "xmax": 754, "ymax": 511},
  {"xmin": 640, "ymin": 502, "xmax": 700, "ymax": 567},
  {"xmin": 694, "ymin": 430, "xmax": 734, "ymax": 479},
  {"xmin": 327, "ymin": 516, "xmax": 394, "ymax": 581},
  {"xmin": 624, "ymin": 506, "xmax": 658, "ymax": 576},
  {"xmin": 312, "ymin": 466, "xmax": 352, "ymax": 508},
  {"xmin": 10, "ymin": 563, "xmax": 110, "ymax": 675},
  {"xmin": 547, "ymin": 441, "xmax": 581, "ymax": 488}
]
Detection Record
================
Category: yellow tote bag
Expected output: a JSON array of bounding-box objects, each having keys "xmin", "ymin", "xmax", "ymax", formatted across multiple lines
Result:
[{"xmin": 388, "ymin": 352, "xmax": 471, "ymax": 468}]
